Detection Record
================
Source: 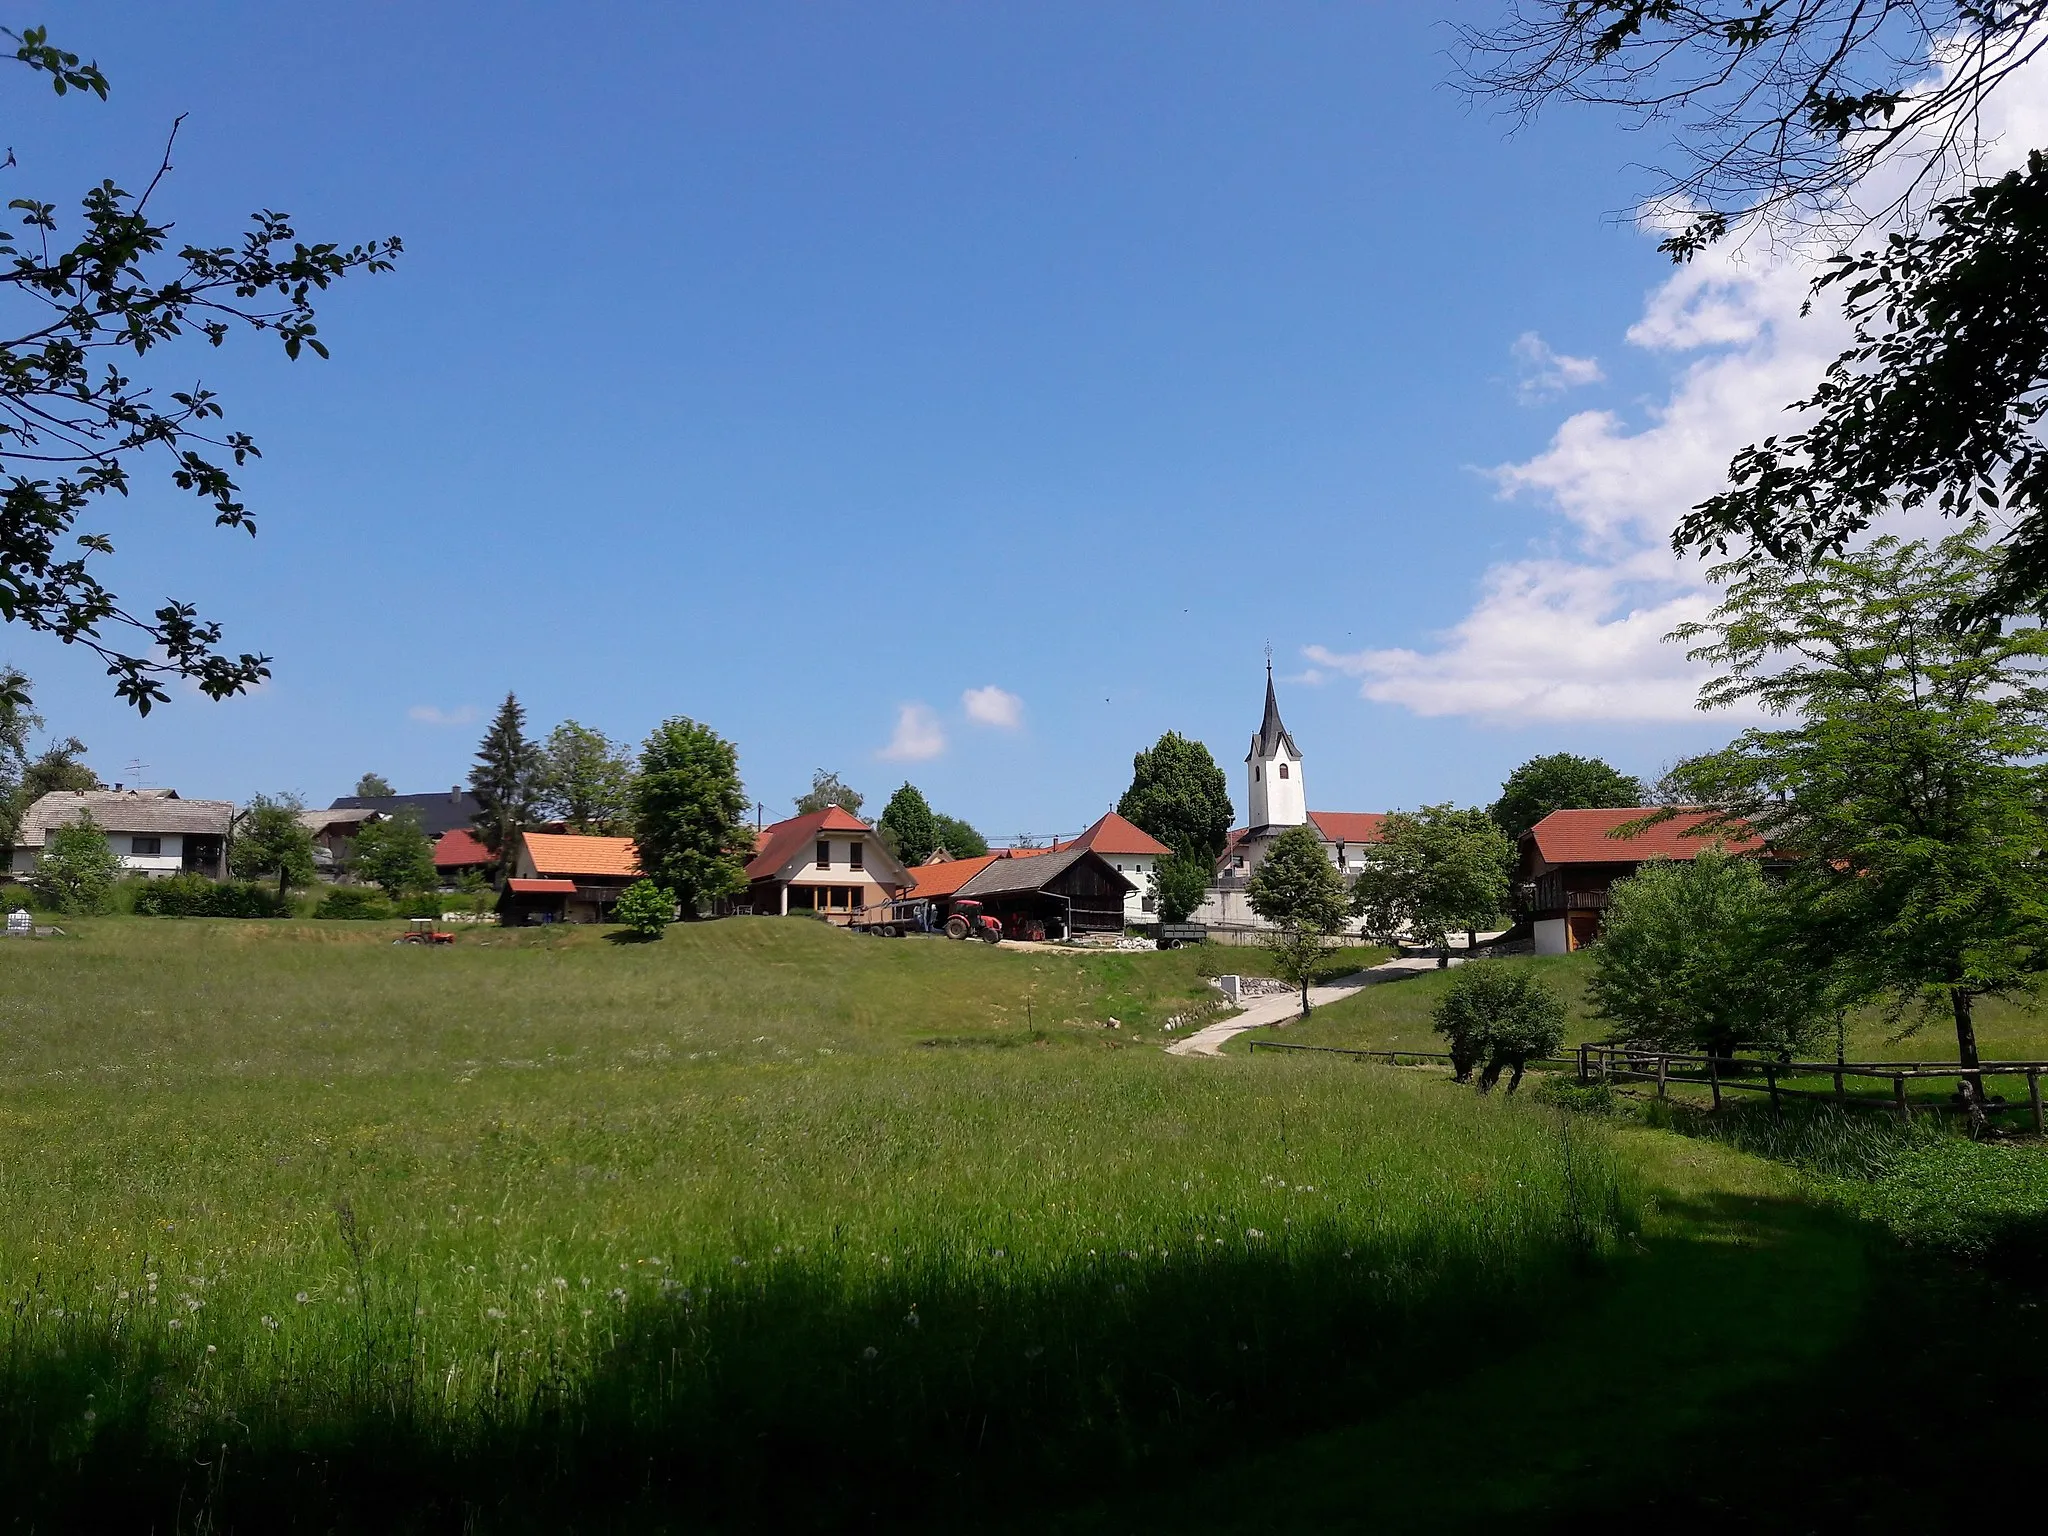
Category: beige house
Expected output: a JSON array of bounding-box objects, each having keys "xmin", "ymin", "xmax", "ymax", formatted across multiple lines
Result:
[
  {"xmin": 11, "ymin": 789, "xmax": 233, "ymax": 880},
  {"xmin": 745, "ymin": 806, "xmax": 909, "ymax": 921}
]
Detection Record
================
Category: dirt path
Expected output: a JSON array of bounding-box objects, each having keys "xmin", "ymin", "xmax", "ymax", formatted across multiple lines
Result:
[{"xmin": 1164, "ymin": 956, "xmax": 1451, "ymax": 1057}]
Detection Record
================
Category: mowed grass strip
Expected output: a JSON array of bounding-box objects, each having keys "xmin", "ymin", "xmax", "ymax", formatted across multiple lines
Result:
[{"xmin": 0, "ymin": 918, "xmax": 1638, "ymax": 1527}]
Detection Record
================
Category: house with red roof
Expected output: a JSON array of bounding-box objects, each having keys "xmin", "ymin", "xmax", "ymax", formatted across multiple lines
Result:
[
  {"xmin": 1044, "ymin": 811, "xmax": 1172, "ymax": 925},
  {"xmin": 746, "ymin": 806, "xmax": 911, "ymax": 923},
  {"xmin": 1517, "ymin": 807, "xmax": 1770, "ymax": 954},
  {"xmin": 432, "ymin": 827, "xmax": 494, "ymax": 886}
]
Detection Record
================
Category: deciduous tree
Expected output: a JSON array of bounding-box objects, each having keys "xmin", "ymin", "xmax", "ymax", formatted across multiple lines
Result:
[
  {"xmin": 1667, "ymin": 533, "xmax": 2048, "ymax": 1087},
  {"xmin": 1152, "ymin": 851, "xmax": 1211, "ymax": 926},
  {"xmin": 1352, "ymin": 805, "xmax": 1514, "ymax": 961},
  {"xmin": 352, "ymin": 772, "xmax": 394, "ymax": 798},
  {"xmin": 1117, "ymin": 732, "xmax": 1232, "ymax": 864},
  {"xmin": 230, "ymin": 792, "xmax": 316, "ymax": 899},
  {"xmin": 27, "ymin": 810, "xmax": 120, "ymax": 913},
  {"xmin": 538, "ymin": 721, "xmax": 634, "ymax": 833},
  {"xmin": 1432, "ymin": 963, "xmax": 1567, "ymax": 1093},
  {"xmin": 0, "ymin": 27, "xmax": 399, "ymax": 711},
  {"xmin": 350, "ymin": 812, "xmax": 436, "ymax": 898},
  {"xmin": 879, "ymin": 783, "xmax": 938, "ymax": 866},
  {"xmin": 794, "ymin": 770, "xmax": 864, "ymax": 818},
  {"xmin": 1246, "ymin": 823, "xmax": 1351, "ymax": 1018},
  {"xmin": 931, "ymin": 812, "xmax": 988, "ymax": 860},
  {"xmin": 631, "ymin": 717, "xmax": 751, "ymax": 916},
  {"xmin": 1587, "ymin": 850, "xmax": 1834, "ymax": 1070},
  {"xmin": 1488, "ymin": 754, "xmax": 1644, "ymax": 841},
  {"xmin": 612, "ymin": 878, "xmax": 674, "ymax": 940}
]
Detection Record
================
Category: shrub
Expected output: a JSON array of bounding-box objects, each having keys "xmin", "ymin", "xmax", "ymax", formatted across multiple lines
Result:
[
  {"xmin": 614, "ymin": 878, "xmax": 674, "ymax": 939},
  {"xmin": 27, "ymin": 814, "xmax": 123, "ymax": 915},
  {"xmin": 314, "ymin": 887, "xmax": 391, "ymax": 921},
  {"xmin": 1432, "ymin": 962, "xmax": 1568, "ymax": 1094},
  {"xmin": 350, "ymin": 812, "xmax": 437, "ymax": 897},
  {"xmin": 133, "ymin": 876, "xmax": 290, "ymax": 918}
]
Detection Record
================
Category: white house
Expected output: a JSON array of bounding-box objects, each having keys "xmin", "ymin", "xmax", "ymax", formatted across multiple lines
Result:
[
  {"xmin": 1191, "ymin": 666, "xmax": 1388, "ymax": 939},
  {"xmin": 10, "ymin": 789, "xmax": 234, "ymax": 880}
]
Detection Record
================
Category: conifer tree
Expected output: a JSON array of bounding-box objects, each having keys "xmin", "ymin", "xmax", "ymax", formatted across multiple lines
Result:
[{"xmin": 471, "ymin": 693, "xmax": 542, "ymax": 872}]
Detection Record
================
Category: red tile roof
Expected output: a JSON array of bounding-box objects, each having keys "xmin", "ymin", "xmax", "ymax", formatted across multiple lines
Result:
[
  {"xmin": 745, "ymin": 806, "xmax": 873, "ymax": 882},
  {"xmin": 434, "ymin": 827, "xmax": 493, "ymax": 869},
  {"xmin": 523, "ymin": 833, "xmax": 642, "ymax": 879},
  {"xmin": 1308, "ymin": 811, "xmax": 1387, "ymax": 845},
  {"xmin": 1066, "ymin": 811, "xmax": 1172, "ymax": 858},
  {"xmin": 1525, "ymin": 807, "xmax": 1765, "ymax": 866},
  {"xmin": 507, "ymin": 878, "xmax": 577, "ymax": 894},
  {"xmin": 906, "ymin": 853, "xmax": 1002, "ymax": 898}
]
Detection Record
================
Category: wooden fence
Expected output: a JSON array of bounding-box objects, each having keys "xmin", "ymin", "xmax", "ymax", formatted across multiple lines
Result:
[{"xmin": 1245, "ymin": 1038, "xmax": 2048, "ymax": 1133}]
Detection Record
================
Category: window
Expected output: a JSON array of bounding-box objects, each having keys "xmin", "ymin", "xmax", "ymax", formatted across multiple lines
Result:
[
  {"xmin": 1141, "ymin": 895, "xmax": 1157, "ymax": 913},
  {"xmin": 816, "ymin": 840, "xmax": 831, "ymax": 868},
  {"xmin": 1278, "ymin": 763, "xmax": 1289, "ymax": 779},
  {"xmin": 130, "ymin": 836, "xmax": 161, "ymax": 858},
  {"xmin": 1254, "ymin": 766, "xmax": 1261, "ymax": 781},
  {"xmin": 849, "ymin": 842, "xmax": 863, "ymax": 872}
]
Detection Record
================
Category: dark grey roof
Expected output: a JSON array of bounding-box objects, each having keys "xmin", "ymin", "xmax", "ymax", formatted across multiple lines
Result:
[
  {"xmin": 329, "ymin": 790, "xmax": 480, "ymax": 839},
  {"xmin": 955, "ymin": 846, "xmax": 1134, "ymax": 899},
  {"xmin": 1247, "ymin": 665, "xmax": 1299, "ymax": 761}
]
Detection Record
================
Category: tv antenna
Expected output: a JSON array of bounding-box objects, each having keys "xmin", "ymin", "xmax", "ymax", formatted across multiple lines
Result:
[{"xmin": 123, "ymin": 757, "xmax": 149, "ymax": 789}]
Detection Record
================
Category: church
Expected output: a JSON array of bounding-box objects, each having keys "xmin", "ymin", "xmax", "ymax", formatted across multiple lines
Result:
[{"xmin": 1190, "ymin": 665, "xmax": 1387, "ymax": 939}]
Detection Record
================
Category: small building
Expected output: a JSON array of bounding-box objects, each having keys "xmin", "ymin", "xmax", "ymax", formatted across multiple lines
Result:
[
  {"xmin": 296, "ymin": 806, "xmax": 384, "ymax": 873},
  {"xmin": 746, "ymin": 807, "xmax": 909, "ymax": 923},
  {"xmin": 11, "ymin": 789, "xmax": 233, "ymax": 880},
  {"xmin": 327, "ymin": 787, "xmax": 480, "ymax": 840},
  {"xmin": 906, "ymin": 846, "xmax": 1134, "ymax": 940},
  {"xmin": 1518, "ymin": 807, "xmax": 1770, "ymax": 955},
  {"xmin": 1058, "ymin": 812, "xmax": 1173, "ymax": 925},
  {"xmin": 433, "ymin": 827, "xmax": 494, "ymax": 886},
  {"xmin": 500, "ymin": 832, "xmax": 643, "ymax": 925}
]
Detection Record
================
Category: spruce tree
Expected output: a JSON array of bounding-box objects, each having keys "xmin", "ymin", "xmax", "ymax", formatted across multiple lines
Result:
[{"xmin": 471, "ymin": 692, "xmax": 542, "ymax": 871}]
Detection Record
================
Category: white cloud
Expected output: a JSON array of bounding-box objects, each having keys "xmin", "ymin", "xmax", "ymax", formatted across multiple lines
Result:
[
  {"xmin": 879, "ymin": 702, "xmax": 946, "ymax": 761},
  {"xmin": 961, "ymin": 684, "xmax": 1024, "ymax": 729},
  {"xmin": 1511, "ymin": 331, "xmax": 1605, "ymax": 402},
  {"xmin": 408, "ymin": 704, "xmax": 479, "ymax": 727},
  {"xmin": 1334, "ymin": 51, "xmax": 2048, "ymax": 726}
]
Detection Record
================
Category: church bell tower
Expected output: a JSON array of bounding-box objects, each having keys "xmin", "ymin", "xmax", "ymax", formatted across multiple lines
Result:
[{"xmin": 1246, "ymin": 660, "xmax": 1306, "ymax": 831}]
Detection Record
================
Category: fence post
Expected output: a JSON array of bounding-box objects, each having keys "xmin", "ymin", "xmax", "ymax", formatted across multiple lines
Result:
[
  {"xmin": 1656, "ymin": 1054, "xmax": 1668, "ymax": 1100},
  {"xmin": 1708, "ymin": 1055, "xmax": 1721, "ymax": 1111},
  {"xmin": 1766, "ymin": 1062, "xmax": 1781, "ymax": 1119},
  {"xmin": 1577, "ymin": 1043, "xmax": 1588, "ymax": 1084},
  {"xmin": 1894, "ymin": 1074, "xmax": 1910, "ymax": 1126},
  {"xmin": 2030, "ymin": 1067, "xmax": 2044, "ymax": 1138}
]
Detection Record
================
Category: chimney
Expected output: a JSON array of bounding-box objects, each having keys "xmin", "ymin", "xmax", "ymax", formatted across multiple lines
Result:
[
  {"xmin": 450, "ymin": 786, "xmax": 461, "ymax": 803},
  {"xmin": 114, "ymin": 783, "xmax": 122, "ymax": 792}
]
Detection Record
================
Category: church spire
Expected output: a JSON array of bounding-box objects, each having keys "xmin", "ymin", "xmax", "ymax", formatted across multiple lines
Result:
[{"xmin": 1254, "ymin": 659, "xmax": 1297, "ymax": 759}]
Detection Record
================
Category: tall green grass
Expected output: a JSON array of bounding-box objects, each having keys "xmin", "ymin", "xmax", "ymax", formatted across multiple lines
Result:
[{"xmin": 0, "ymin": 918, "xmax": 1638, "ymax": 1527}]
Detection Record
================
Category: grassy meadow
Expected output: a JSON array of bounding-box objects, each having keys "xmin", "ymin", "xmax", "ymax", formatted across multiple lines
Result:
[{"xmin": 0, "ymin": 917, "xmax": 1639, "ymax": 1530}]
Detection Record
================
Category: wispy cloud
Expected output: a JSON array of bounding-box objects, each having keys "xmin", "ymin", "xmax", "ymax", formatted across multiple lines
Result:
[
  {"xmin": 961, "ymin": 685, "xmax": 1024, "ymax": 729},
  {"xmin": 1511, "ymin": 331, "xmax": 1604, "ymax": 403},
  {"xmin": 879, "ymin": 702, "xmax": 946, "ymax": 761},
  {"xmin": 408, "ymin": 704, "xmax": 479, "ymax": 727}
]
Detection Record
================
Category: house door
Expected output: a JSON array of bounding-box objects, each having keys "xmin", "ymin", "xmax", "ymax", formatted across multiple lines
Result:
[{"xmin": 1566, "ymin": 909, "xmax": 1601, "ymax": 951}]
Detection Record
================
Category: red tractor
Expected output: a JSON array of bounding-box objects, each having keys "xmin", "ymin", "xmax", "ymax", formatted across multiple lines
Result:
[{"xmin": 944, "ymin": 900, "xmax": 1003, "ymax": 944}]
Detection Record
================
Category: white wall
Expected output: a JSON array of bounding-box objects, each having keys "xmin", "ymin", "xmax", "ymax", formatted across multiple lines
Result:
[
  {"xmin": 1534, "ymin": 918, "xmax": 1569, "ymax": 956},
  {"xmin": 1246, "ymin": 742, "xmax": 1306, "ymax": 829},
  {"xmin": 792, "ymin": 833, "xmax": 898, "ymax": 887},
  {"xmin": 1101, "ymin": 851, "xmax": 1155, "ymax": 925},
  {"xmin": 12, "ymin": 831, "xmax": 184, "ymax": 878}
]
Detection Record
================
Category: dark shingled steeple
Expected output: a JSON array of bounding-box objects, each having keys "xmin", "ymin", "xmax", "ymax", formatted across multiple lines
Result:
[{"xmin": 1248, "ymin": 659, "xmax": 1299, "ymax": 762}]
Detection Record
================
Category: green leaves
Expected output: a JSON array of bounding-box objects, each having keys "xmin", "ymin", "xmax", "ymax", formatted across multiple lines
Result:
[
  {"xmin": 630, "ymin": 717, "xmax": 751, "ymax": 913},
  {"xmin": 0, "ymin": 34, "xmax": 398, "ymax": 711},
  {"xmin": 1116, "ymin": 732, "xmax": 1232, "ymax": 864},
  {"xmin": 1352, "ymin": 805, "xmax": 1513, "ymax": 950}
]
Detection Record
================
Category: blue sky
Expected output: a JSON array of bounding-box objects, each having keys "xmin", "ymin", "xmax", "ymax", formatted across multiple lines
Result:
[{"xmin": 12, "ymin": 3, "xmax": 1799, "ymax": 835}]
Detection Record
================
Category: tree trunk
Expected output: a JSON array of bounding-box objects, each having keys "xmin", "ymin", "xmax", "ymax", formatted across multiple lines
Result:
[
  {"xmin": 1300, "ymin": 973, "xmax": 1312, "ymax": 1019},
  {"xmin": 1952, "ymin": 986, "xmax": 1987, "ymax": 1105},
  {"xmin": 277, "ymin": 866, "xmax": 288, "ymax": 901},
  {"xmin": 1467, "ymin": 926, "xmax": 1478, "ymax": 953},
  {"xmin": 1436, "ymin": 950, "xmax": 1449, "ymax": 969}
]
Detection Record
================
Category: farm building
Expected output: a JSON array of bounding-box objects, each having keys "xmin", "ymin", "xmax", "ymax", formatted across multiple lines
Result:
[
  {"xmin": 906, "ymin": 846, "xmax": 1134, "ymax": 940},
  {"xmin": 746, "ymin": 807, "xmax": 910, "ymax": 923},
  {"xmin": 1056, "ymin": 812, "xmax": 1172, "ymax": 925},
  {"xmin": 500, "ymin": 832, "xmax": 643, "ymax": 925},
  {"xmin": 10, "ymin": 789, "xmax": 233, "ymax": 881},
  {"xmin": 1516, "ymin": 807, "xmax": 1771, "ymax": 954},
  {"xmin": 432, "ymin": 827, "xmax": 494, "ymax": 885},
  {"xmin": 296, "ymin": 806, "xmax": 384, "ymax": 872}
]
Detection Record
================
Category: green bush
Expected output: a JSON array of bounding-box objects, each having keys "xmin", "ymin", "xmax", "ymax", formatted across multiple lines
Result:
[
  {"xmin": 1432, "ymin": 962, "xmax": 1567, "ymax": 1093},
  {"xmin": 133, "ymin": 876, "xmax": 290, "ymax": 918},
  {"xmin": 27, "ymin": 815, "xmax": 125, "ymax": 915},
  {"xmin": 614, "ymin": 878, "xmax": 674, "ymax": 938},
  {"xmin": 314, "ymin": 887, "xmax": 391, "ymax": 921}
]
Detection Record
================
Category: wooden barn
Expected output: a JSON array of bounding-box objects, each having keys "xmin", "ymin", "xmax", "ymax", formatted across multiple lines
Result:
[{"xmin": 908, "ymin": 846, "xmax": 1133, "ymax": 940}]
